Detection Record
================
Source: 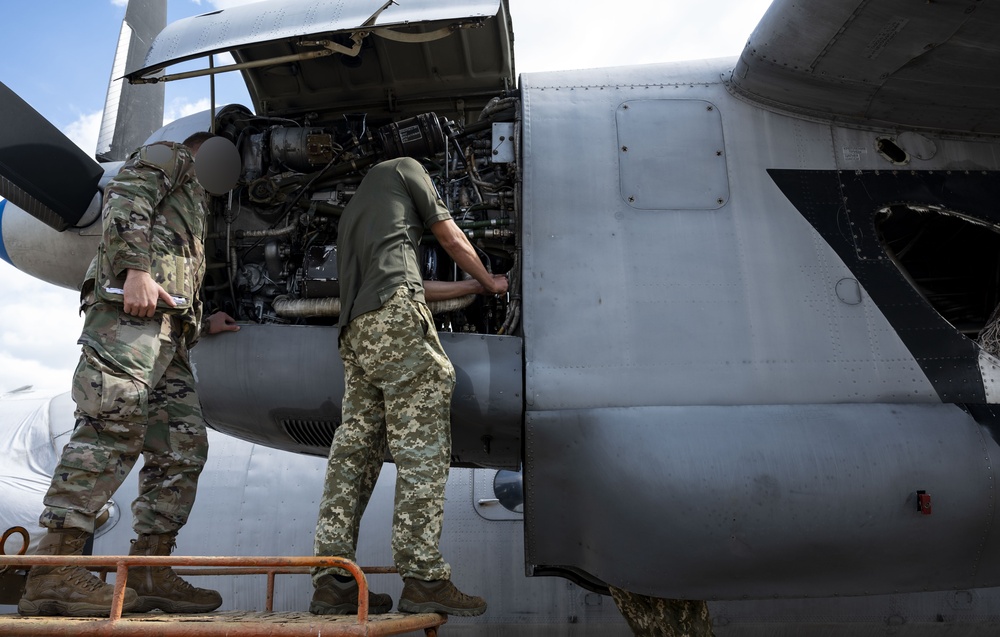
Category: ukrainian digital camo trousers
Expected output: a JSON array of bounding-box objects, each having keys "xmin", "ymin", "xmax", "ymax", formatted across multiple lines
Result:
[
  {"xmin": 314, "ymin": 288, "xmax": 455, "ymax": 582},
  {"xmin": 609, "ymin": 586, "xmax": 714, "ymax": 637},
  {"xmin": 40, "ymin": 303, "xmax": 208, "ymax": 536}
]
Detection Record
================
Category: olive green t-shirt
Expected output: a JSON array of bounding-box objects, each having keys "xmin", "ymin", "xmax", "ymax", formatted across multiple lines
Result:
[{"xmin": 337, "ymin": 157, "xmax": 453, "ymax": 327}]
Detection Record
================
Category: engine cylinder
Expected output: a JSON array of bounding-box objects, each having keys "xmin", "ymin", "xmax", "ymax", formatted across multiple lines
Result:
[
  {"xmin": 269, "ymin": 127, "xmax": 335, "ymax": 171},
  {"xmin": 375, "ymin": 113, "xmax": 446, "ymax": 159}
]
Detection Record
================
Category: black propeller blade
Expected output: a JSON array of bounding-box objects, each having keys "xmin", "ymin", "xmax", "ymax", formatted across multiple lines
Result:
[{"xmin": 0, "ymin": 81, "xmax": 104, "ymax": 231}]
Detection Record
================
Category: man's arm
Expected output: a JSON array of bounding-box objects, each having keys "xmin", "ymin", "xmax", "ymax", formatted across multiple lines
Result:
[
  {"xmin": 423, "ymin": 275, "xmax": 509, "ymax": 302},
  {"xmin": 430, "ymin": 219, "xmax": 508, "ymax": 296},
  {"xmin": 106, "ymin": 147, "xmax": 177, "ymax": 317},
  {"xmin": 104, "ymin": 148, "xmax": 176, "ymax": 278}
]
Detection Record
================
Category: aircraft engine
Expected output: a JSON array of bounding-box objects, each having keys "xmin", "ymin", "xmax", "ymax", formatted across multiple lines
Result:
[{"xmin": 203, "ymin": 99, "xmax": 520, "ymax": 337}]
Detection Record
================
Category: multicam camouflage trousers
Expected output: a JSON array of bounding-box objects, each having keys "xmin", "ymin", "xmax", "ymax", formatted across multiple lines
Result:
[
  {"xmin": 314, "ymin": 287, "xmax": 455, "ymax": 583},
  {"xmin": 39, "ymin": 303, "xmax": 208, "ymax": 536}
]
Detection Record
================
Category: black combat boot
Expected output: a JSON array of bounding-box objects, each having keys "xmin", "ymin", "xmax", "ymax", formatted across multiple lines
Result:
[{"xmin": 310, "ymin": 574, "xmax": 393, "ymax": 615}]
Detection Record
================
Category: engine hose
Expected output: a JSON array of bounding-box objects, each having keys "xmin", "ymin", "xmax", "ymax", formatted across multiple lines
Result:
[
  {"xmin": 272, "ymin": 296, "xmax": 341, "ymax": 318},
  {"xmin": 272, "ymin": 294, "xmax": 475, "ymax": 318},
  {"xmin": 478, "ymin": 97, "xmax": 519, "ymax": 121},
  {"xmin": 428, "ymin": 294, "xmax": 476, "ymax": 315},
  {"xmin": 237, "ymin": 223, "xmax": 298, "ymax": 239}
]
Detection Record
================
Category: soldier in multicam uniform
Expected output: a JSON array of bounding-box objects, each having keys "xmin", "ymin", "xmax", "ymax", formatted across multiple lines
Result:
[
  {"xmin": 311, "ymin": 157, "xmax": 507, "ymax": 616},
  {"xmin": 18, "ymin": 132, "xmax": 240, "ymax": 618}
]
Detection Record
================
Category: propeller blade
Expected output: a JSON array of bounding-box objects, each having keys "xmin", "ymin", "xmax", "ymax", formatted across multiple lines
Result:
[{"xmin": 0, "ymin": 81, "xmax": 104, "ymax": 231}]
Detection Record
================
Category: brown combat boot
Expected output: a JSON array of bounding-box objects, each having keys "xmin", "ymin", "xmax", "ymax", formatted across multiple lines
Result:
[
  {"xmin": 398, "ymin": 577, "xmax": 486, "ymax": 616},
  {"xmin": 18, "ymin": 529, "xmax": 139, "ymax": 617},
  {"xmin": 310, "ymin": 574, "xmax": 393, "ymax": 615},
  {"xmin": 128, "ymin": 533, "xmax": 222, "ymax": 613}
]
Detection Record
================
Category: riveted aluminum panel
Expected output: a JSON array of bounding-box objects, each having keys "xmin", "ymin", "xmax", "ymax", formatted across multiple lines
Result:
[{"xmin": 616, "ymin": 99, "xmax": 729, "ymax": 209}]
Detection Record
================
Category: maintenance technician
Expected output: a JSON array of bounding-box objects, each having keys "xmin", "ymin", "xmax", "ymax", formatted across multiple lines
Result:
[
  {"xmin": 311, "ymin": 156, "xmax": 507, "ymax": 616},
  {"xmin": 18, "ymin": 132, "xmax": 240, "ymax": 618}
]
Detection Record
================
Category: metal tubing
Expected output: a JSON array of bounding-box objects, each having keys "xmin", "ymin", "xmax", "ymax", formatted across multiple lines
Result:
[
  {"xmin": 356, "ymin": 566, "xmax": 369, "ymax": 623},
  {"xmin": 111, "ymin": 561, "xmax": 128, "ymax": 621},
  {"xmin": 266, "ymin": 570, "xmax": 275, "ymax": 612},
  {"xmin": 0, "ymin": 526, "xmax": 29, "ymax": 556},
  {"xmin": 130, "ymin": 49, "xmax": 333, "ymax": 85},
  {"xmin": 163, "ymin": 566, "xmax": 398, "ymax": 576}
]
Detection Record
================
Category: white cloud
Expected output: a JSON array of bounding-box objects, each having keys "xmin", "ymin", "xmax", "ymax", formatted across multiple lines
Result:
[
  {"xmin": 508, "ymin": 0, "xmax": 773, "ymax": 73},
  {"xmin": 0, "ymin": 351, "xmax": 74, "ymax": 396},
  {"xmin": 165, "ymin": 97, "xmax": 212, "ymax": 124},
  {"xmin": 64, "ymin": 110, "xmax": 103, "ymax": 156},
  {"xmin": 0, "ymin": 264, "xmax": 81, "ymax": 396}
]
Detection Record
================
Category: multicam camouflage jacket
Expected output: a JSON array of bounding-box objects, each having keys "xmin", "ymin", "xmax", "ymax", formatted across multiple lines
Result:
[{"xmin": 83, "ymin": 142, "xmax": 208, "ymax": 343}]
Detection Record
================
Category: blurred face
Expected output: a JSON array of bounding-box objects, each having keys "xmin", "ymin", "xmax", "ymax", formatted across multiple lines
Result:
[{"xmin": 193, "ymin": 136, "xmax": 241, "ymax": 194}]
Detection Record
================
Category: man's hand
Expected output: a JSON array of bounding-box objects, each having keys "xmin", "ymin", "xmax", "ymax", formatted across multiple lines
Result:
[
  {"xmin": 123, "ymin": 269, "xmax": 175, "ymax": 318},
  {"xmin": 205, "ymin": 311, "xmax": 240, "ymax": 335},
  {"xmin": 483, "ymin": 273, "xmax": 508, "ymax": 296}
]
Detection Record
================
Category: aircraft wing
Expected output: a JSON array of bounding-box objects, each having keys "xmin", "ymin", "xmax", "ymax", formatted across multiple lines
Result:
[{"xmin": 729, "ymin": 0, "xmax": 1000, "ymax": 135}]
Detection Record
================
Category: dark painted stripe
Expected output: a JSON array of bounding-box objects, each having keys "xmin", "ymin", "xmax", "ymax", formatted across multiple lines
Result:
[
  {"xmin": 768, "ymin": 169, "xmax": 1000, "ymax": 404},
  {"xmin": 0, "ymin": 199, "xmax": 10, "ymax": 265},
  {"xmin": 960, "ymin": 403, "xmax": 1000, "ymax": 453},
  {"xmin": 964, "ymin": 403, "xmax": 1000, "ymax": 438}
]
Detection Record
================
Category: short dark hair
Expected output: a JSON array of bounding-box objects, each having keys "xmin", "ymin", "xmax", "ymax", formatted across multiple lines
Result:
[{"xmin": 182, "ymin": 131, "xmax": 216, "ymax": 152}]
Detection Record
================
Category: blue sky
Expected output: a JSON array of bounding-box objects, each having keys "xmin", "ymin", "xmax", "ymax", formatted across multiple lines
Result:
[{"xmin": 0, "ymin": 0, "xmax": 773, "ymax": 394}]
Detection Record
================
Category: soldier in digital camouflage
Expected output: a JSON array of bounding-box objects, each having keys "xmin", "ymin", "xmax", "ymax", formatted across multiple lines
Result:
[
  {"xmin": 18, "ymin": 132, "xmax": 241, "ymax": 618},
  {"xmin": 609, "ymin": 587, "xmax": 715, "ymax": 637},
  {"xmin": 311, "ymin": 157, "xmax": 508, "ymax": 616}
]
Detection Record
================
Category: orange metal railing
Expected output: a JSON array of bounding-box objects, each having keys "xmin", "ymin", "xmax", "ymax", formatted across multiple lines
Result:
[
  {"xmin": 94, "ymin": 565, "xmax": 399, "ymax": 613},
  {"xmin": 0, "ymin": 554, "xmax": 371, "ymax": 622},
  {"xmin": 0, "ymin": 527, "xmax": 446, "ymax": 636}
]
